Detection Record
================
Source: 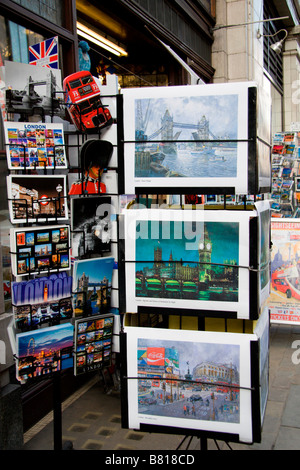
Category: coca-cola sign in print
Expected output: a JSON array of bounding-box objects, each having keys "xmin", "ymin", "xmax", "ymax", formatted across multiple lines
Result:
[{"xmin": 146, "ymin": 347, "xmax": 165, "ymax": 366}]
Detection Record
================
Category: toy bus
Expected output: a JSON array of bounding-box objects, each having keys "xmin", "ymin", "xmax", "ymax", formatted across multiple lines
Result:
[{"xmin": 63, "ymin": 71, "xmax": 112, "ymax": 132}]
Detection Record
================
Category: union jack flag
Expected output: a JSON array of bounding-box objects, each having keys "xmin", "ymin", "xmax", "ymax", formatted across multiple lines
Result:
[{"xmin": 29, "ymin": 36, "xmax": 59, "ymax": 69}]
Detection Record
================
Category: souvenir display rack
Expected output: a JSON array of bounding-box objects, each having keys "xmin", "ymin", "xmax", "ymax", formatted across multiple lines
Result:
[
  {"xmin": 2, "ymin": 64, "xmax": 272, "ymax": 449},
  {"xmin": 3, "ymin": 67, "xmax": 121, "ymax": 450},
  {"xmin": 271, "ymin": 130, "xmax": 300, "ymax": 217}
]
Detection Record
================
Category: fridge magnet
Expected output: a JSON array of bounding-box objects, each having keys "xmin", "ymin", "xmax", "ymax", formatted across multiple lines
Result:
[
  {"xmin": 68, "ymin": 139, "xmax": 113, "ymax": 195},
  {"xmin": 63, "ymin": 71, "xmax": 113, "ymax": 132}
]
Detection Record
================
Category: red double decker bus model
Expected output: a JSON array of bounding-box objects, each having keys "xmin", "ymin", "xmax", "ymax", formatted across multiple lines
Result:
[{"xmin": 63, "ymin": 71, "xmax": 112, "ymax": 132}]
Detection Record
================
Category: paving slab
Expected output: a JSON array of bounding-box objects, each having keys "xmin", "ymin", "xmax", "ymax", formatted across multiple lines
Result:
[
  {"xmin": 281, "ymin": 385, "xmax": 300, "ymax": 428},
  {"xmin": 274, "ymin": 426, "xmax": 300, "ymax": 450}
]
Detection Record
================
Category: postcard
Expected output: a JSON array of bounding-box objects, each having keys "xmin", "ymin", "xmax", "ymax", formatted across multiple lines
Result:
[
  {"xmin": 71, "ymin": 196, "xmax": 112, "ymax": 258},
  {"xmin": 7, "ymin": 174, "xmax": 68, "ymax": 223},
  {"xmin": 72, "ymin": 257, "xmax": 115, "ymax": 317},
  {"xmin": 124, "ymin": 326, "xmax": 258, "ymax": 444},
  {"xmin": 123, "ymin": 207, "xmax": 265, "ymax": 319},
  {"xmin": 122, "ymin": 82, "xmax": 270, "ymax": 195},
  {"xmin": 74, "ymin": 313, "xmax": 114, "ymax": 375},
  {"xmin": 16, "ymin": 322, "xmax": 74, "ymax": 383},
  {"xmin": 5, "ymin": 60, "xmax": 64, "ymax": 124},
  {"xmin": 12, "ymin": 272, "xmax": 73, "ymax": 330},
  {"xmin": 10, "ymin": 225, "xmax": 70, "ymax": 277},
  {"xmin": 4, "ymin": 121, "xmax": 67, "ymax": 170}
]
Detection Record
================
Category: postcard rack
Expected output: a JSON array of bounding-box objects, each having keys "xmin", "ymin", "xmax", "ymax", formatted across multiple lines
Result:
[
  {"xmin": 2, "ymin": 67, "xmax": 123, "ymax": 451},
  {"xmin": 3, "ymin": 69, "xmax": 273, "ymax": 450},
  {"xmin": 117, "ymin": 82, "xmax": 272, "ymax": 449}
]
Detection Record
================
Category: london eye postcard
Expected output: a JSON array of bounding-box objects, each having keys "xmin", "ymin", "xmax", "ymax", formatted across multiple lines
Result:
[{"xmin": 16, "ymin": 322, "xmax": 74, "ymax": 383}]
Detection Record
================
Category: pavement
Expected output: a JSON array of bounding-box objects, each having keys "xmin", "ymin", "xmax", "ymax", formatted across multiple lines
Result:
[{"xmin": 22, "ymin": 322, "xmax": 300, "ymax": 452}]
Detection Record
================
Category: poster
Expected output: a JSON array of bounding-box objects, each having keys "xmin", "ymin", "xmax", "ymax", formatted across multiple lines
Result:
[
  {"xmin": 123, "ymin": 326, "xmax": 258, "ymax": 444},
  {"xmin": 72, "ymin": 257, "xmax": 115, "ymax": 317},
  {"xmin": 3, "ymin": 121, "xmax": 67, "ymax": 170},
  {"xmin": 71, "ymin": 196, "xmax": 112, "ymax": 258},
  {"xmin": 124, "ymin": 208, "xmax": 260, "ymax": 319},
  {"xmin": 268, "ymin": 219, "xmax": 300, "ymax": 324},
  {"xmin": 122, "ymin": 82, "xmax": 270, "ymax": 195},
  {"xmin": 10, "ymin": 225, "xmax": 70, "ymax": 277},
  {"xmin": 12, "ymin": 272, "xmax": 73, "ymax": 330},
  {"xmin": 16, "ymin": 322, "xmax": 74, "ymax": 383},
  {"xmin": 74, "ymin": 313, "xmax": 114, "ymax": 375},
  {"xmin": 7, "ymin": 175, "xmax": 68, "ymax": 223}
]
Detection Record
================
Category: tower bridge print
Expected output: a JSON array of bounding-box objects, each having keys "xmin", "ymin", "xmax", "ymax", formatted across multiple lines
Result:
[
  {"xmin": 135, "ymin": 220, "xmax": 239, "ymax": 302},
  {"xmin": 134, "ymin": 93, "xmax": 238, "ymax": 179}
]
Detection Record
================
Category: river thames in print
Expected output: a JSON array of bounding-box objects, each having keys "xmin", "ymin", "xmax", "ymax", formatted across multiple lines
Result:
[{"xmin": 134, "ymin": 93, "xmax": 239, "ymax": 178}]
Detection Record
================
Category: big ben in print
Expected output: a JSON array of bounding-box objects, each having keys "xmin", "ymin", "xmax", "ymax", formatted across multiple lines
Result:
[{"xmin": 198, "ymin": 225, "xmax": 212, "ymax": 283}]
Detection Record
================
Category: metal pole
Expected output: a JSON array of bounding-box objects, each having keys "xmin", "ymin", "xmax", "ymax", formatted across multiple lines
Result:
[{"xmin": 53, "ymin": 372, "xmax": 62, "ymax": 451}]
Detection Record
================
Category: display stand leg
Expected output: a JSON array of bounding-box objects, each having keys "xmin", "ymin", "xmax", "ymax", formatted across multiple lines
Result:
[
  {"xmin": 200, "ymin": 437, "xmax": 207, "ymax": 450},
  {"xmin": 53, "ymin": 372, "xmax": 62, "ymax": 451}
]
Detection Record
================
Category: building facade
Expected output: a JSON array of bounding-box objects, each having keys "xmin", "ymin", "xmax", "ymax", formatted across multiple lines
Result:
[{"xmin": 212, "ymin": 0, "xmax": 300, "ymax": 132}]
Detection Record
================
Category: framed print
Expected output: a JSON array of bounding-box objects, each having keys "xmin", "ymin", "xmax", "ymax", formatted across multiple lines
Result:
[
  {"xmin": 10, "ymin": 225, "xmax": 70, "ymax": 277},
  {"xmin": 16, "ymin": 322, "xmax": 74, "ymax": 383},
  {"xmin": 122, "ymin": 326, "xmax": 260, "ymax": 444},
  {"xmin": 4, "ymin": 121, "xmax": 67, "ymax": 170},
  {"xmin": 122, "ymin": 82, "xmax": 271, "ymax": 195},
  {"xmin": 123, "ymin": 207, "xmax": 263, "ymax": 319},
  {"xmin": 7, "ymin": 174, "xmax": 68, "ymax": 223},
  {"xmin": 71, "ymin": 196, "xmax": 112, "ymax": 258},
  {"xmin": 12, "ymin": 272, "xmax": 73, "ymax": 331},
  {"xmin": 74, "ymin": 313, "xmax": 114, "ymax": 375},
  {"xmin": 254, "ymin": 306, "xmax": 269, "ymax": 425},
  {"xmin": 256, "ymin": 201, "xmax": 271, "ymax": 309},
  {"xmin": 72, "ymin": 257, "xmax": 115, "ymax": 317},
  {"xmin": 268, "ymin": 219, "xmax": 300, "ymax": 325}
]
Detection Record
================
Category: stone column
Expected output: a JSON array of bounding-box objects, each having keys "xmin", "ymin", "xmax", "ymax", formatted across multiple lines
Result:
[{"xmin": 282, "ymin": 26, "xmax": 300, "ymax": 130}]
